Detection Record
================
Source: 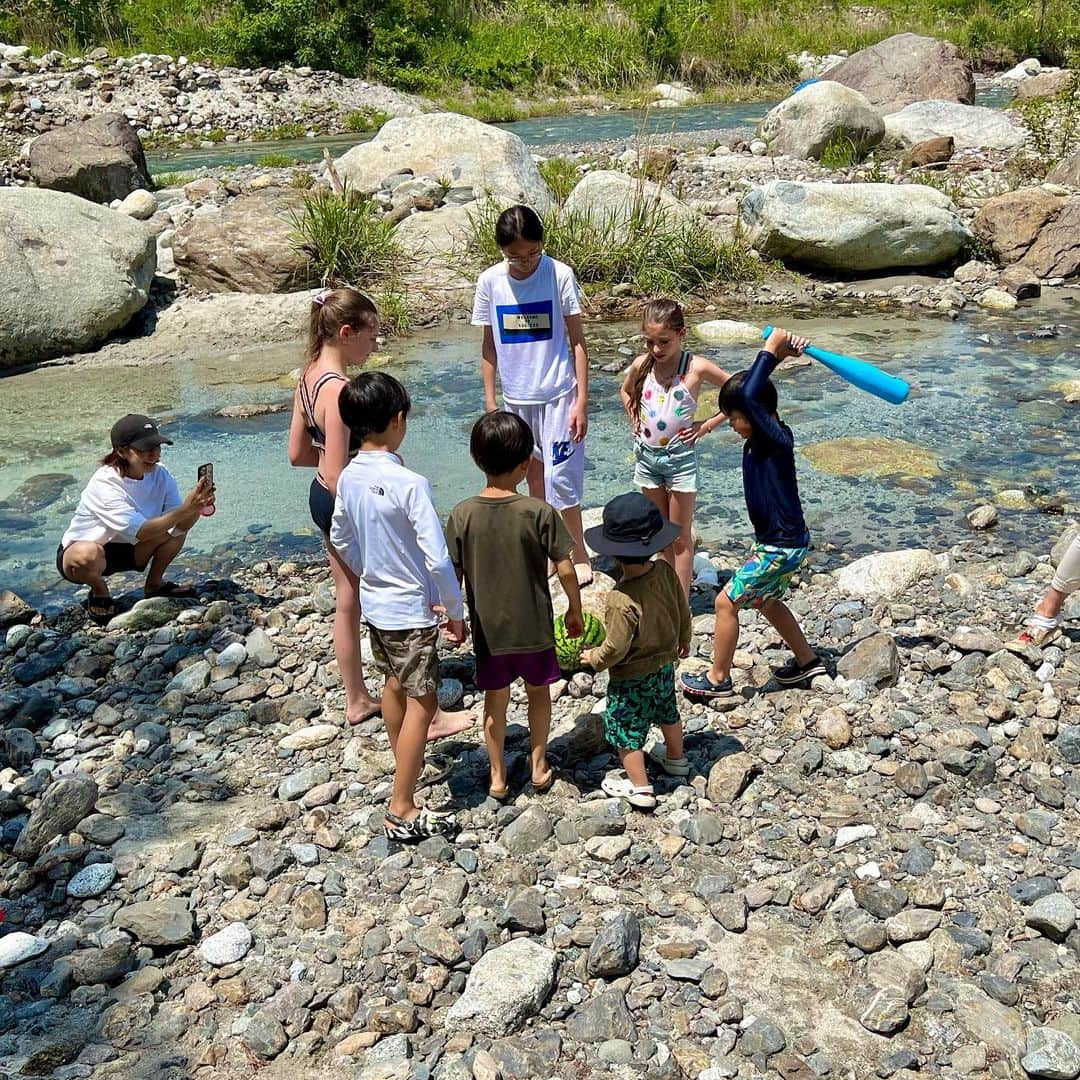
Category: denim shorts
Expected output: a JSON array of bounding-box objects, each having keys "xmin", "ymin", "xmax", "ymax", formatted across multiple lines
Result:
[{"xmin": 633, "ymin": 441, "xmax": 698, "ymax": 494}]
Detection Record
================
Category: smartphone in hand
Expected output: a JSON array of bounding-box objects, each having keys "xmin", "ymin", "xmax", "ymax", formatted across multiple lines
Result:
[{"xmin": 197, "ymin": 463, "xmax": 216, "ymax": 517}]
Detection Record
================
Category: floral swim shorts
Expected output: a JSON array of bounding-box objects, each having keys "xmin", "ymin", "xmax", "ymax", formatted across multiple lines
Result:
[
  {"xmin": 604, "ymin": 662, "xmax": 680, "ymax": 751},
  {"xmin": 727, "ymin": 543, "xmax": 809, "ymax": 609}
]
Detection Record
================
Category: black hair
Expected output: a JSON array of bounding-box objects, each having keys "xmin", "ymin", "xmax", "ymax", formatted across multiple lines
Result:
[
  {"xmin": 470, "ymin": 410, "xmax": 534, "ymax": 476},
  {"xmin": 338, "ymin": 371, "xmax": 411, "ymax": 441},
  {"xmin": 718, "ymin": 370, "xmax": 778, "ymax": 418},
  {"xmin": 495, "ymin": 204, "xmax": 544, "ymax": 248}
]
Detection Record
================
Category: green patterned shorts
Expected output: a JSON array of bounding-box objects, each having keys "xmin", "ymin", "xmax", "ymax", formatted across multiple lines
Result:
[{"xmin": 604, "ymin": 662, "xmax": 680, "ymax": 751}]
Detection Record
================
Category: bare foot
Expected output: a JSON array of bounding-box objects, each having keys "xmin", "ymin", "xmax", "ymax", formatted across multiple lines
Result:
[
  {"xmin": 427, "ymin": 708, "xmax": 476, "ymax": 742},
  {"xmin": 574, "ymin": 561, "xmax": 594, "ymax": 587},
  {"xmin": 346, "ymin": 699, "xmax": 382, "ymax": 726}
]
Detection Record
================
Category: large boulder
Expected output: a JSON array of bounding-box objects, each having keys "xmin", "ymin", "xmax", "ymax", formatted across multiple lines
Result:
[
  {"xmin": 336, "ymin": 113, "xmax": 552, "ymax": 213},
  {"xmin": 973, "ymin": 188, "xmax": 1080, "ymax": 279},
  {"xmin": 739, "ymin": 181, "xmax": 969, "ymax": 271},
  {"xmin": 1047, "ymin": 150, "xmax": 1080, "ymax": 188},
  {"xmin": 28, "ymin": 113, "xmax": 151, "ymax": 203},
  {"xmin": 393, "ymin": 203, "xmax": 476, "ymax": 259},
  {"xmin": 1016, "ymin": 69, "xmax": 1075, "ymax": 100},
  {"xmin": 883, "ymin": 101, "xmax": 1027, "ymax": 151},
  {"xmin": 834, "ymin": 549, "xmax": 940, "ymax": 600},
  {"xmin": 0, "ymin": 188, "xmax": 156, "ymax": 368},
  {"xmin": 821, "ymin": 34, "xmax": 974, "ymax": 113},
  {"xmin": 173, "ymin": 188, "xmax": 317, "ymax": 293},
  {"xmin": 757, "ymin": 82, "xmax": 884, "ymax": 160},
  {"xmin": 562, "ymin": 169, "xmax": 699, "ymax": 236}
]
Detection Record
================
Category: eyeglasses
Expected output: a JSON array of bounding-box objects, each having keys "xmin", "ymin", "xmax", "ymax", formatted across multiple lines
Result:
[{"xmin": 504, "ymin": 246, "xmax": 544, "ymax": 266}]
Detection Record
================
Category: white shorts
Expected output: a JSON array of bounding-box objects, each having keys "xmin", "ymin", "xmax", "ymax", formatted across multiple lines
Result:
[{"xmin": 505, "ymin": 390, "xmax": 585, "ymax": 511}]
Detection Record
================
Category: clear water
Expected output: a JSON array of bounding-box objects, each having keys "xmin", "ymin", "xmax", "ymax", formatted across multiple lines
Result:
[
  {"xmin": 146, "ymin": 87, "xmax": 1013, "ymax": 174},
  {"xmin": 2, "ymin": 299, "xmax": 1076, "ymax": 609}
]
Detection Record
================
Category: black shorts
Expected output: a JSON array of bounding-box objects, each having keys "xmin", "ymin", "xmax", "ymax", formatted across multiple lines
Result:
[
  {"xmin": 309, "ymin": 477, "xmax": 335, "ymax": 535},
  {"xmin": 56, "ymin": 541, "xmax": 140, "ymax": 582}
]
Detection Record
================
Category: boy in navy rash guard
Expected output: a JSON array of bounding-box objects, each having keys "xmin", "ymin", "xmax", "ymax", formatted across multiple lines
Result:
[{"xmin": 681, "ymin": 327, "xmax": 827, "ymax": 699}]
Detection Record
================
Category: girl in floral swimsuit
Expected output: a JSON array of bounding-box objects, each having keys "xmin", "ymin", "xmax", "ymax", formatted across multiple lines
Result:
[{"xmin": 619, "ymin": 299, "xmax": 734, "ymax": 595}]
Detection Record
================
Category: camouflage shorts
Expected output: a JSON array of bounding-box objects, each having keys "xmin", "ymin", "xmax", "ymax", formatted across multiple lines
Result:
[{"xmin": 604, "ymin": 663, "xmax": 680, "ymax": 751}]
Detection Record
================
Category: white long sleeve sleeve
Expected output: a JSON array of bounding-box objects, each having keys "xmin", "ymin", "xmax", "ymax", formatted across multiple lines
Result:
[{"xmin": 405, "ymin": 479, "xmax": 465, "ymax": 622}]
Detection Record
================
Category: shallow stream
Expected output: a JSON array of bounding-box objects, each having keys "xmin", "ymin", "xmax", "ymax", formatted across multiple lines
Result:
[{"xmin": 1, "ymin": 298, "xmax": 1076, "ymax": 609}]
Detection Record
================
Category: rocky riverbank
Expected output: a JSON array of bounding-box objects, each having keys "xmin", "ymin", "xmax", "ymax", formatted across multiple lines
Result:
[{"xmin": 0, "ymin": 526, "xmax": 1078, "ymax": 1079}]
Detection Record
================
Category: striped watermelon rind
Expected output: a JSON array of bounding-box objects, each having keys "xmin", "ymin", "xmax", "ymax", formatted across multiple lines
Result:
[{"xmin": 553, "ymin": 612, "xmax": 606, "ymax": 670}]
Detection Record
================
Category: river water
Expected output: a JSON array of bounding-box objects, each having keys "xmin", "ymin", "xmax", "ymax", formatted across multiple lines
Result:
[
  {"xmin": 2, "ymin": 299, "xmax": 1076, "ymax": 610},
  {"xmin": 146, "ymin": 87, "xmax": 1016, "ymax": 174}
]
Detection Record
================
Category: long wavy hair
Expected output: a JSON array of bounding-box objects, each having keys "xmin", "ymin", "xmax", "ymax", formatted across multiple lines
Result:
[{"xmin": 626, "ymin": 298, "xmax": 686, "ymax": 422}]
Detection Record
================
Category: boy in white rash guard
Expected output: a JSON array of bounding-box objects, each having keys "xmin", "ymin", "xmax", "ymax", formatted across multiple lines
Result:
[
  {"xmin": 473, "ymin": 203, "xmax": 593, "ymax": 585},
  {"xmin": 330, "ymin": 372, "xmax": 469, "ymax": 844}
]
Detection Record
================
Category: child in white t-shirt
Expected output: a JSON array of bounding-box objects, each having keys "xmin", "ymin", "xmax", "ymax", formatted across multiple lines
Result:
[{"xmin": 472, "ymin": 204, "xmax": 593, "ymax": 585}]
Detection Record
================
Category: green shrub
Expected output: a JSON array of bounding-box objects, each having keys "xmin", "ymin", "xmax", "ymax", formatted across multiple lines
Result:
[
  {"xmin": 538, "ymin": 158, "xmax": 581, "ymax": 205},
  {"xmin": 290, "ymin": 184, "xmax": 405, "ymax": 288},
  {"xmin": 343, "ymin": 107, "xmax": 391, "ymax": 133},
  {"xmin": 257, "ymin": 151, "xmax": 298, "ymax": 167},
  {"xmin": 151, "ymin": 170, "xmax": 192, "ymax": 188},
  {"xmin": 819, "ymin": 135, "xmax": 864, "ymax": 169}
]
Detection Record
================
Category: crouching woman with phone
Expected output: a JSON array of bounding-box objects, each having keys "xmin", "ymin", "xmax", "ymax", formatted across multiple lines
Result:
[{"xmin": 57, "ymin": 414, "xmax": 216, "ymax": 624}]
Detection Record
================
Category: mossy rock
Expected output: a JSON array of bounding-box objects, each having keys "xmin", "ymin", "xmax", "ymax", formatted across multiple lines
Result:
[{"xmin": 801, "ymin": 437, "xmax": 941, "ymax": 479}]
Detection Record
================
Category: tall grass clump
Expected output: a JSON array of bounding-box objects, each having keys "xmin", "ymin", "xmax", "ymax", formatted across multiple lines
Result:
[
  {"xmin": 537, "ymin": 158, "xmax": 581, "ymax": 206},
  {"xmin": 290, "ymin": 184, "xmax": 412, "ymax": 332},
  {"xmin": 460, "ymin": 191, "xmax": 761, "ymax": 298}
]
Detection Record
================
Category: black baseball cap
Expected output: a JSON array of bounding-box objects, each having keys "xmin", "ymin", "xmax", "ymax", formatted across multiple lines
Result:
[
  {"xmin": 585, "ymin": 492, "xmax": 681, "ymax": 558},
  {"xmin": 110, "ymin": 414, "xmax": 173, "ymax": 451}
]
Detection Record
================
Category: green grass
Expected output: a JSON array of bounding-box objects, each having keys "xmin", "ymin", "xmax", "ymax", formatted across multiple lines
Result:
[
  {"xmin": 343, "ymin": 107, "xmax": 391, "ymax": 133},
  {"xmin": 257, "ymin": 152, "xmax": 299, "ymax": 167},
  {"xmin": 460, "ymin": 189, "xmax": 762, "ymax": 298},
  {"xmin": 151, "ymin": 170, "xmax": 192, "ymax": 188},
  {"xmin": 5, "ymin": 0, "xmax": 1078, "ymax": 103},
  {"xmin": 819, "ymin": 135, "xmax": 865, "ymax": 169},
  {"xmin": 537, "ymin": 158, "xmax": 581, "ymax": 206}
]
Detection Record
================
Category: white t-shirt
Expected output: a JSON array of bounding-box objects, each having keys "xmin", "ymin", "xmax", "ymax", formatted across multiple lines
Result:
[
  {"xmin": 61, "ymin": 465, "xmax": 182, "ymax": 548},
  {"xmin": 329, "ymin": 450, "xmax": 465, "ymax": 631},
  {"xmin": 471, "ymin": 254, "xmax": 582, "ymax": 405}
]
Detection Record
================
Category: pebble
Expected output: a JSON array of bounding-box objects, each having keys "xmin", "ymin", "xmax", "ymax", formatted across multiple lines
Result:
[
  {"xmin": 65, "ymin": 862, "xmax": 116, "ymax": 898},
  {"xmin": 200, "ymin": 922, "xmax": 253, "ymax": 966}
]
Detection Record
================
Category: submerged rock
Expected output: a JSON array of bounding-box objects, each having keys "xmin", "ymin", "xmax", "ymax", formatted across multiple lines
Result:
[{"xmin": 801, "ymin": 437, "xmax": 941, "ymax": 479}]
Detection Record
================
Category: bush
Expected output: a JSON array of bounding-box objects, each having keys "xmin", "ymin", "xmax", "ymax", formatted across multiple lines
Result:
[
  {"xmin": 290, "ymin": 184, "xmax": 405, "ymax": 287},
  {"xmin": 538, "ymin": 158, "xmax": 581, "ymax": 205},
  {"xmin": 343, "ymin": 108, "xmax": 391, "ymax": 133}
]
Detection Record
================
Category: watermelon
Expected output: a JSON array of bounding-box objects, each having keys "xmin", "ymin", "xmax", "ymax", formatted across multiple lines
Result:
[{"xmin": 553, "ymin": 611, "xmax": 606, "ymax": 670}]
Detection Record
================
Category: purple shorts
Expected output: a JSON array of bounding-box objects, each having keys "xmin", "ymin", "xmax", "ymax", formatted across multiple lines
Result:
[{"xmin": 475, "ymin": 647, "xmax": 561, "ymax": 691}]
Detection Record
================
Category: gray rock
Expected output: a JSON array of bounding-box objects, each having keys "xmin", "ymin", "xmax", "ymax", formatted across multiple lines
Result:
[
  {"xmin": 107, "ymin": 596, "xmax": 184, "ymax": 631},
  {"xmin": 243, "ymin": 1010, "xmax": 288, "ymax": 1059},
  {"xmin": 587, "ymin": 910, "xmax": 640, "ymax": 979},
  {"xmin": 842, "ymin": 908, "xmax": 887, "ymax": 953},
  {"xmin": 445, "ymin": 938, "xmax": 557, "ymax": 1036},
  {"xmin": 1056, "ymin": 726, "xmax": 1080, "ymax": 765},
  {"xmin": 758, "ymin": 81, "xmax": 884, "ymax": 160},
  {"xmin": 499, "ymin": 804, "xmax": 554, "ymax": 854},
  {"xmin": 0, "ymin": 932, "xmax": 49, "ymax": 970},
  {"xmin": 66, "ymin": 862, "xmax": 116, "ymax": 898},
  {"xmin": 886, "ymin": 908, "xmax": 941, "ymax": 943},
  {"xmin": 0, "ymin": 187, "xmax": 155, "ymax": 368},
  {"xmin": 166, "ymin": 659, "xmax": 211, "ymax": 694},
  {"xmin": 884, "ymin": 101, "xmax": 1027, "ymax": 151},
  {"xmin": 740, "ymin": 1017, "xmax": 787, "ymax": 1057},
  {"xmin": 1026, "ymin": 895, "xmax": 1077, "ymax": 942},
  {"xmin": 860, "ymin": 988, "xmax": 909, "ymax": 1034},
  {"xmin": 245, "ymin": 627, "xmax": 279, "ymax": 667},
  {"xmin": 894, "ymin": 761, "xmax": 929, "ymax": 798},
  {"xmin": 822, "ymin": 33, "xmax": 974, "ymax": 112},
  {"xmin": 564, "ymin": 169, "xmax": 700, "ymax": 238},
  {"xmin": 834, "ymin": 549, "xmax": 939, "ymax": 600},
  {"xmin": 67, "ymin": 942, "xmax": 133, "ymax": 986},
  {"xmin": 566, "ymin": 988, "xmax": 635, "ymax": 1043},
  {"xmin": 278, "ymin": 764, "xmax": 331, "ymax": 801},
  {"xmin": 337, "ymin": 113, "xmax": 552, "ymax": 212},
  {"xmin": 76, "ymin": 813, "xmax": 124, "ymax": 845},
  {"xmin": 201, "ymin": 923, "xmax": 253, "ymax": 966},
  {"xmin": 706, "ymin": 751, "xmax": 755, "ymax": 803},
  {"xmin": 113, "ymin": 898, "xmax": 195, "ymax": 947},
  {"xmin": 13, "ymin": 774, "xmax": 98, "ymax": 860},
  {"xmin": 28, "ymin": 112, "xmax": 151, "ymax": 202},
  {"xmin": 1021, "ymin": 1028, "xmax": 1080, "ymax": 1079},
  {"xmin": 174, "ymin": 189, "xmax": 318, "ymax": 294},
  {"xmin": 837, "ymin": 633, "xmax": 900, "ymax": 686}
]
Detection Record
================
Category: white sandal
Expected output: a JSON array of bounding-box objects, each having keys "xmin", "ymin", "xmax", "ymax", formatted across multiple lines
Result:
[
  {"xmin": 646, "ymin": 745, "xmax": 691, "ymax": 777},
  {"xmin": 601, "ymin": 771, "xmax": 657, "ymax": 810}
]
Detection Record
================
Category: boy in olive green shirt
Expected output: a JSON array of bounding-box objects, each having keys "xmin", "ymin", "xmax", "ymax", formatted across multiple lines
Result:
[
  {"xmin": 445, "ymin": 411, "xmax": 584, "ymax": 801},
  {"xmin": 581, "ymin": 493, "xmax": 691, "ymax": 810}
]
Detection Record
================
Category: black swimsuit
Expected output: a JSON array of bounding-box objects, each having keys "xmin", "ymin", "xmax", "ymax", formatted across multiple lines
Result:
[{"xmin": 299, "ymin": 371, "xmax": 360, "ymax": 534}]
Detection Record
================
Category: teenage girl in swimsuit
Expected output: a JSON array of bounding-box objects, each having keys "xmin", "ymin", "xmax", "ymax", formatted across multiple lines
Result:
[
  {"xmin": 288, "ymin": 289, "xmax": 474, "ymax": 740},
  {"xmin": 620, "ymin": 299, "xmax": 735, "ymax": 596}
]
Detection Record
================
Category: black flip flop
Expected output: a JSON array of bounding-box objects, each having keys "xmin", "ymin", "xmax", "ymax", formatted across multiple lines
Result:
[
  {"xmin": 85, "ymin": 595, "xmax": 117, "ymax": 626},
  {"xmin": 145, "ymin": 582, "xmax": 197, "ymax": 598}
]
